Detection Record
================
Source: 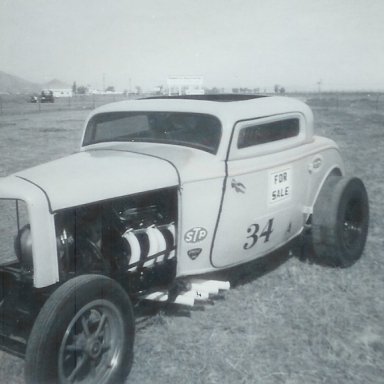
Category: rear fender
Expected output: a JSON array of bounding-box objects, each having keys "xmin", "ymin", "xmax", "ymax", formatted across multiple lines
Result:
[{"xmin": 305, "ymin": 146, "xmax": 344, "ymax": 215}]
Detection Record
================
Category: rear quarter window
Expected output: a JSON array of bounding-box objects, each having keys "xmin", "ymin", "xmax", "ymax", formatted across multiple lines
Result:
[{"xmin": 237, "ymin": 118, "xmax": 300, "ymax": 148}]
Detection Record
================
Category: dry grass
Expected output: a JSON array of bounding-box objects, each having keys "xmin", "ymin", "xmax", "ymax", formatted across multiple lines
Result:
[{"xmin": 0, "ymin": 94, "xmax": 383, "ymax": 383}]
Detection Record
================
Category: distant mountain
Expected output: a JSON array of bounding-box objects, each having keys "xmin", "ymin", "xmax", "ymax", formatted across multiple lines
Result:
[
  {"xmin": 0, "ymin": 71, "xmax": 70, "ymax": 94},
  {"xmin": 42, "ymin": 78, "xmax": 71, "ymax": 89},
  {"xmin": 0, "ymin": 70, "xmax": 41, "ymax": 94}
]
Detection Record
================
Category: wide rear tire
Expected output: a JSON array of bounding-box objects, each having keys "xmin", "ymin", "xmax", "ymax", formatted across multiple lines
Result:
[
  {"xmin": 311, "ymin": 176, "xmax": 369, "ymax": 267},
  {"xmin": 25, "ymin": 274, "xmax": 135, "ymax": 384}
]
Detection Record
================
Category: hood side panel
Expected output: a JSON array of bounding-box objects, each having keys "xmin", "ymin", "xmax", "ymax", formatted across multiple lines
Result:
[{"xmin": 15, "ymin": 150, "xmax": 179, "ymax": 211}]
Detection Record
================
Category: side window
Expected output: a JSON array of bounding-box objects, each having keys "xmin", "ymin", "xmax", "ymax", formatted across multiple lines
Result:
[{"xmin": 237, "ymin": 118, "xmax": 300, "ymax": 149}]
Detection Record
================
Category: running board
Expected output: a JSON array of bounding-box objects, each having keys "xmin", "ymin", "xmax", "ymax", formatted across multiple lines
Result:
[{"xmin": 140, "ymin": 279, "xmax": 230, "ymax": 307}]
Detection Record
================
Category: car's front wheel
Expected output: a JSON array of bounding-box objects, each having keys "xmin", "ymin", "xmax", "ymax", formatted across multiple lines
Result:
[
  {"xmin": 311, "ymin": 176, "xmax": 369, "ymax": 267},
  {"xmin": 25, "ymin": 274, "xmax": 135, "ymax": 384}
]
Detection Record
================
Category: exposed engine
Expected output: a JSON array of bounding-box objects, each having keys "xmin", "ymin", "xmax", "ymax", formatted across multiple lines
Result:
[{"xmin": 53, "ymin": 188, "xmax": 178, "ymax": 282}]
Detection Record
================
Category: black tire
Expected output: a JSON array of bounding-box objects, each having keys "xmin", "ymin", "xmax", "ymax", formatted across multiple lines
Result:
[
  {"xmin": 311, "ymin": 176, "xmax": 369, "ymax": 267},
  {"xmin": 25, "ymin": 274, "xmax": 135, "ymax": 384}
]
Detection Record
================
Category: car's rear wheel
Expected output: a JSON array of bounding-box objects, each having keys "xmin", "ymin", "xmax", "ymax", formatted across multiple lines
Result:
[
  {"xmin": 25, "ymin": 274, "xmax": 135, "ymax": 384},
  {"xmin": 311, "ymin": 176, "xmax": 369, "ymax": 267}
]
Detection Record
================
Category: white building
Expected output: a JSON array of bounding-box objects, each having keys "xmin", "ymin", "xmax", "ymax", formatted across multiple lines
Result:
[
  {"xmin": 167, "ymin": 76, "xmax": 205, "ymax": 96},
  {"xmin": 50, "ymin": 89, "xmax": 73, "ymax": 98}
]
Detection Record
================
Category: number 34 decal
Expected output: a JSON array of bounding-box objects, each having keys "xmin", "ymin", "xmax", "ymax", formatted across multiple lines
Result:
[{"xmin": 243, "ymin": 218, "xmax": 274, "ymax": 250}]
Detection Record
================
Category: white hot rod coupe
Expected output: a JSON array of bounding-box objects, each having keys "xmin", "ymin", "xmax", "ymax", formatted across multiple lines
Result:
[{"xmin": 0, "ymin": 94, "xmax": 369, "ymax": 383}]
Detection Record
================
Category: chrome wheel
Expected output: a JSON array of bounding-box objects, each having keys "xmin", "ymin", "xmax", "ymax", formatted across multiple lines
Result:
[{"xmin": 58, "ymin": 299, "xmax": 125, "ymax": 384}]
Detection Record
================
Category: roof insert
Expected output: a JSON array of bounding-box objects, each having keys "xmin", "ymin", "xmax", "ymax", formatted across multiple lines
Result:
[{"xmin": 142, "ymin": 94, "xmax": 268, "ymax": 102}]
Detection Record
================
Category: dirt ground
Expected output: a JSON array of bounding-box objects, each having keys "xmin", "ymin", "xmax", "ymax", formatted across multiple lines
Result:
[{"xmin": 0, "ymin": 93, "xmax": 383, "ymax": 383}]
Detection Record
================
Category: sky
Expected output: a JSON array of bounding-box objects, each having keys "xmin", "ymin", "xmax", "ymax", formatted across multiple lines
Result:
[{"xmin": 1, "ymin": 0, "xmax": 384, "ymax": 92}]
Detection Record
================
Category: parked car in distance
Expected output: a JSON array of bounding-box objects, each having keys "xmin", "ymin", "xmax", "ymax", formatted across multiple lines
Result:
[
  {"xmin": 0, "ymin": 94, "xmax": 369, "ymax": 383},
  {"xmin": 29, "ymin": 90, "xmax": 54, "ymax": 103},
  {"xmin": 29, "ymin": 94, "xmax": 39, "ymax": 103}
]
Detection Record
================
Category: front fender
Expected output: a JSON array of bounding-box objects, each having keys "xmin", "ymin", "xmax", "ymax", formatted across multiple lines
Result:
[{"xmin": 0, "ymin": 176, "xmax": 59, "ymax": 288}]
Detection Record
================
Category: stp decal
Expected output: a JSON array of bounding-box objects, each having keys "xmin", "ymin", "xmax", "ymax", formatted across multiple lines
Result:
[{"xmin": 184, "ymin": 227, "xmax": 208, "ymax": 243}]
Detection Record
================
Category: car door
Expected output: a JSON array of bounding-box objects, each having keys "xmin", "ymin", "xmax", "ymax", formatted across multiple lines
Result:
[{"xmin": 211, "ymin": 113, "xmax": 311, "ymax": 268}]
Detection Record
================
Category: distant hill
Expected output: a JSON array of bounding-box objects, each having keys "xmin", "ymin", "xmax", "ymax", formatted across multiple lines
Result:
[
  {"xmin": 0, "ymin": 71, "xmax": 41, "ymax": 94},
  {"xmin": 0, "ymin": 71, "xmax": 70, "ymax": 94},
  {"xmin": 42, "ymin": 78, "xmax": 71, "ymax": 89}
]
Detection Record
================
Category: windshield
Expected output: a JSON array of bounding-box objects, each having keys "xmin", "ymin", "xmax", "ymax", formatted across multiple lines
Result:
[{"xmin": 83, "ymin": 112, "xmax": 222, "ymax": 154}]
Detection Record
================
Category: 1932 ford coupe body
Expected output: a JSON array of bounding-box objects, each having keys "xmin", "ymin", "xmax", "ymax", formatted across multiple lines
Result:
[{"xmin": 0, "ymin": 95, "xmax": 369, "ymax": 383}]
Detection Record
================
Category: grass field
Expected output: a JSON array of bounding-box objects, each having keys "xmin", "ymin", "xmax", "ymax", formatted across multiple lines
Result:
[{"xmin": 0, "ymin": 94, "xmax": 383, "ymax": 383}]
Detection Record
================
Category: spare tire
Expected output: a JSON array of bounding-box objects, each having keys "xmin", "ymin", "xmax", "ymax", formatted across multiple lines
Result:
[{"xmin": 311, "ymin": 176, "xmax": 369, "ymax": 267}]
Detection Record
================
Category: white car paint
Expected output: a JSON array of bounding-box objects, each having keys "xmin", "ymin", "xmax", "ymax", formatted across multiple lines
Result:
[
  {"xmin": 81, "ymin": 96, "xmax": 314, "ymax": 160},
  {"xmin": 15, "ymin": 149, "xmax": 179, "ymax": 211},
  {"xmin": 0, "ymin": 95, "xmax": 345, "ymax": 287}
]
